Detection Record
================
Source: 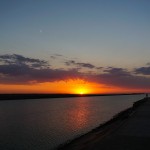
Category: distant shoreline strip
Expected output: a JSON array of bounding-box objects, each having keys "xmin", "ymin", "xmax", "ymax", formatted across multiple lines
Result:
[{"xmin": 0, "ymin": 93, "xmax": 144, "ymax": 100}]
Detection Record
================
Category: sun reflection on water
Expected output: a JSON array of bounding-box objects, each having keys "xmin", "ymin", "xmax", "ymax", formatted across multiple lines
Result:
[{"xmin": 67, "ymin": 98, "xmax": 90, "ymax": 130}]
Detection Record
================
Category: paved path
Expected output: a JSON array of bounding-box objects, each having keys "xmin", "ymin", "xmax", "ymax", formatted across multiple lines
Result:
[{"xmin": 87, "ymin": 98, "xmax": 150, "ymax": 150}]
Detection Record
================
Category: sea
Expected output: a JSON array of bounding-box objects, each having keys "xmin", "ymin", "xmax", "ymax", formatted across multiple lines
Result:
[{"xmin": 0, "ymin": 94, "xmax": 144, "ymax": 150}]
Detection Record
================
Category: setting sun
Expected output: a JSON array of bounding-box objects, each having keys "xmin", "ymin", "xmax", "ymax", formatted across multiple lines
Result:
[
  {"xmin": 75, "ymin": 88, "xmax": 88, "ymax": 95},
  {"xmin": 80, "ymin": 92, "xmax": 83, "ymax": 95}
]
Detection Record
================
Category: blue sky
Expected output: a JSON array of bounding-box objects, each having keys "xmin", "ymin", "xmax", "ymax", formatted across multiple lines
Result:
[
  {"xmin": 1, "ymin": 0, "xmax": 150, "ymax": 93},
  {"xmin": 1, "ymin": 0, "xmax": 150, "ymax": 68}
]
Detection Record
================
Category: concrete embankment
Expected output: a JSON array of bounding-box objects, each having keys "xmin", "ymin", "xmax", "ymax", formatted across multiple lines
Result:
[{"xmin": 58, "ymin": 97, "xmax": 149, "ymax": 150}]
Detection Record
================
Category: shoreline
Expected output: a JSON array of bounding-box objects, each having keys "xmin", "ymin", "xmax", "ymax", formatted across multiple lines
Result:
[
  {"xmin": 0, "ymin": 93, "xmax": 144, "ymax": 100},
  {"xmin": 57, "ymin": 97, "xmax": 148, "ymax": 150}
]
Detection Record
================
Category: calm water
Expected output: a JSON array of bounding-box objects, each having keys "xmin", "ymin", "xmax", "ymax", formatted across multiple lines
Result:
[{"xmin": 0, "ymin": 95, "xmax": 144, "ymax": 150}]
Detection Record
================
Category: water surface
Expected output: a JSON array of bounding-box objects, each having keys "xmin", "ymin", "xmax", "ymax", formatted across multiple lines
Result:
[{"xmin": 0, "ymin": 95, "xmax": 144, "ymax": 150}]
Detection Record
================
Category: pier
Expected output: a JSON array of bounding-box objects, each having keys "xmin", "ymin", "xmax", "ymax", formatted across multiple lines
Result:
[{"xmin": 59, "ymin": 97, "xmax": 150, "ymax": 150}]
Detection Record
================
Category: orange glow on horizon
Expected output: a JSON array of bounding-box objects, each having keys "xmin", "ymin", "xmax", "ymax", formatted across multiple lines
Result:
[{"xmin": 0, "ymin": 79, "xmax": 149, "ymax": 94}]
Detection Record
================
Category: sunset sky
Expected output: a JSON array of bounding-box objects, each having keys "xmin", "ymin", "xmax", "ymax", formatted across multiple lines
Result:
[{"xmin": 0, "ymin": 0, "xmax": 150, "ymax": 94}]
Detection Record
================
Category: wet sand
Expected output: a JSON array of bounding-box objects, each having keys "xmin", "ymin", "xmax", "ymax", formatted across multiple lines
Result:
[{"xmin": 58, "ymin": 97, "xmax": 149, "ymax": 150}]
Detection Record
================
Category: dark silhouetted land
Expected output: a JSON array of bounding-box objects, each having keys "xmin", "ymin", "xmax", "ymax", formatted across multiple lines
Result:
[{"xmin": 0, "ymin": 93, "xmax": 144, "ymax": 100}]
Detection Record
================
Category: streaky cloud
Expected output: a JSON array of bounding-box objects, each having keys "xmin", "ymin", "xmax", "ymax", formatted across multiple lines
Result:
[
  {"xmin": 65, "ymin": 60, "xmax": 95, "ymax": 69},
  {"xmin": 0, "ymin": 54, "xmax": 49, "ymax": 69},
  {"xmin": 0, "ymin": 54, "xmax": 84, "ymax": 84},
  {"xmin": 1, "ymin": 54, "xmax": 150, "ymax": 90},
  {"xmin": 134, "ymin": 66, "xmax": 150, "ymax": 75},
  {"xmin": 103, "ymin": 67, "xmax": 130, "ymax": 76}
]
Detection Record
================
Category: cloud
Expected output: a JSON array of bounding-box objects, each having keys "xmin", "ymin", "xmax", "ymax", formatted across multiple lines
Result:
[
  {"xmin": 50, "ymin": 54, "xmax": 63, "ymax": 59},
  {"xmin": 89, "ymin": 67, "xmax": 150, "ymax": 89},
  {"xmin": 96, "ymin": 67, "xmax": 103, "ymax": 70},
  {"xmin": 0, "ymin": 64, "xmax": 84, "ymax": 84},
  {"xmin": 146, "ymin": 62, "xmax": 150, "ymax": 66},
  {"xmin": 0, "ymin": 54, "xmax": 49, "ymax": 69},
  {"xmin": 50, "ymin": 56, "xmax": 56, "ymax": 59},
  {"xmin": 134, "ymin": 66, "xmax": 150, "ymax": 75},
  {"xmin": 65, "ymin": 60, "xmax": 95, "ymax": 69},
  {"xmin": 103, "ymin": 67, "xmax": 130, "ymax": 76},
  {"xmin": 1, "ymin": 54, "xmax": 150, "ymax": 90},
  {"xmin": 0, "ymin": 54, "xmax": 84, "ymax": 84}
]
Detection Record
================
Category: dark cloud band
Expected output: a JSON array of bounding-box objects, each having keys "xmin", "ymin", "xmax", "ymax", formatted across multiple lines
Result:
[{"xmin": 1, "ymin": 54, "xmax": 150, "ymax": 90}]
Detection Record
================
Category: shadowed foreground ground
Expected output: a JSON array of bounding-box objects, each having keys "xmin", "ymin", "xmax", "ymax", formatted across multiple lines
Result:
[{"xmin": 59, "ymin": 97, "xmax": 150, "ymax": 150}]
